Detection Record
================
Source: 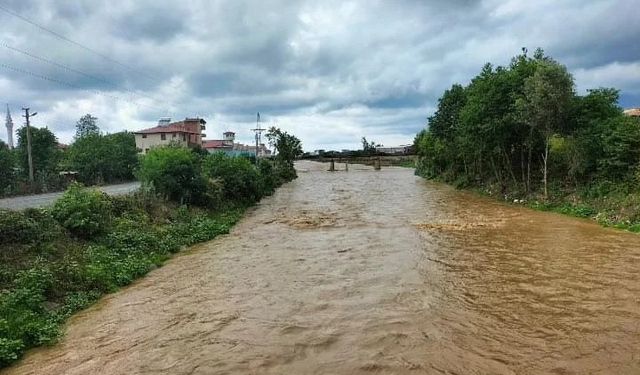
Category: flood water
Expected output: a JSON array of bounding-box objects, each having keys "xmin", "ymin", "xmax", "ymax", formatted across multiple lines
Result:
[{"xmin": 6, "ymin": 161, "xmax": 640, "ymax": 374}]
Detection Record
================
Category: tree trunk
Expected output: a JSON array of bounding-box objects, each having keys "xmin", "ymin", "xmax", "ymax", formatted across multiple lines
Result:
[
  {"xmin": 543, "ymin": 135, "xmax": 549, "ymax": 200},
  {"xmin": 527, "ymin": 127, "xmax": 533, "ymax": 196},
  {"xmin": 520, "ymin": 145, "xmax": 526, "ymax": 191},
  {"xmin": 503, "ymin": 149, "xmax": 518, "ymax": 186}
]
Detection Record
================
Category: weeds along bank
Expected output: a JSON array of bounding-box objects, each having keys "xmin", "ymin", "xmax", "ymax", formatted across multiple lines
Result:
[
  {"xmin": 0, "ymin": 143, "xmax": 300, "ymax": 368},
  {"xmin": 414, "ymin": 48, "xmax": 640, "ymax": 232}
]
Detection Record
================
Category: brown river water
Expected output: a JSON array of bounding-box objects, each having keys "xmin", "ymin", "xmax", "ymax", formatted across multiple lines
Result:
[{"xmin": 5, "ymin": 161, "xmax": 640, "ymax": 374}]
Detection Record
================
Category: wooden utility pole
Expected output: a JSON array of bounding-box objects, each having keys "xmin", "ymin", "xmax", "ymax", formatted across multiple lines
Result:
[{"xmin": 22, "ymin": 107, "xmax": 37, "ymax": 186}]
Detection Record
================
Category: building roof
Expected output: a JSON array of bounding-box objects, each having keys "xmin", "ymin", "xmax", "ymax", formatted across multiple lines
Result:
[
  {"xmin": 202, "ymin": 140, "xmax": 231, "ymax": 148},
  {"xmin": 134, "ymin": 118, "xmax": 205, "ymax": 135},
  {"xmin": 624, "ymin": 108, "xmax": 640, "ymax": 117}
]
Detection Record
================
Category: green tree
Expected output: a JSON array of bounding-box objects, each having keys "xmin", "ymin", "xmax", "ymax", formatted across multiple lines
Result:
[
  {"xmin": 266, "ymin": 127, "xmax": 302, "ymax": 180},
  {"xmin": 361, "ymin": 137, "xmax": 381, "ymax": 155},
  {"xmin": 16, "ymin": 126, "xmax": 60, "ymax": 179},
  {"xmin": 518, "ymin": 59, "xmax": 574, "ymax": 199},
  {"xmin": 0, "ymin": 141, "xmax": 15, "ymax": 193},
  {"xmin": 138, "ymin": 145, "xmax": 206, "ymax": 204},
  {"xmin": 428, "ymin": 84, "xmax": 466, "ymax": 140},
  {"xmin": 75, "ymin": 114, "xmax": 99, "ymax": 139},
  {"xmin": 66, "ymin": 132, "xmax": 138, "ymax": 185},
  {"xmin": 202, "ymin": 153, "xmax": 262, "ymax": 203}
]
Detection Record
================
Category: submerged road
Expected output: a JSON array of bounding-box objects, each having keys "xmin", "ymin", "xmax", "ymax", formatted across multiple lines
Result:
[
  {"xmin": 0, "ymin": 182, "xmax": 140, "ymax": 210},
  {"xmin": 5, "ymin": 161, "xmax": 640, "ymax": 374}
]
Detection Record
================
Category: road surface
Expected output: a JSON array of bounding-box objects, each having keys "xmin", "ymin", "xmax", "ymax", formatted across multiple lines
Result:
[{"xmin": 0, "ymin": 182, "xmax": 140, "ymax": 210}]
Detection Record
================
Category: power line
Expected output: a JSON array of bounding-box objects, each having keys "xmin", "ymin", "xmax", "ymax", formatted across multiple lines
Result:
[
  {"xmin": 0, "ymin": 62, "xmax": 166, "ymax": 112},
  {"xmin": 0, "ymin": 41, "xmax": 170, "ymax": 109},
  {"xmin": 0, "ymin": 3, "xmax": 164, "ymax": 87}
]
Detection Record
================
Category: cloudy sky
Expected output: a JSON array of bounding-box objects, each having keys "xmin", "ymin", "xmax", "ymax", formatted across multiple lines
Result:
[{"xmin": 1, "ymin": 0, "xmax": 639, "ymax": 151}]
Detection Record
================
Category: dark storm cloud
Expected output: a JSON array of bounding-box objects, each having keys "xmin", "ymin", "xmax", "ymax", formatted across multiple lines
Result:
[{"xmin": 0, "ymin": 0, "xmax": 638, "ymax": 151}]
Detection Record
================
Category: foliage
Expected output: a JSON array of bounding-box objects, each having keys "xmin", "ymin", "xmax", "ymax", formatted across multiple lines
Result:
[
  {"xmin": 265, "ymin": 127, "xmax": 303, "ymax": 169},
  {"xmin": 0, "ymin": 142, "xmax": 14, "ymax": 194},
  {"xmin": 65, "ymin": 132, "xmax": 138, "ymax": 185},
  {"xmin": 138, "ymin": 146, "xmax": 207, "ymax": 205},
  {"xmin": 51, "ymin": 184, "xmax": 113, "ymax": 238},
  {"xmin": 202, "ymin": 153, "xmax": 263, "ymax": 203},
  {"xmin": 361, "ymin": 137, "xmax": 382, "ymax": 155},
  {"xmin": 415, "ymin": 48, "xmax": 640, "ymax": 204},
  {"xmin": 16, "ymin": 126, "xmax": 60, "ymax": 180},
  {"xmin": 0, "ymin": 210, "xmax": 42, "ymax": 245},
  {"xmin": 75, "ymin": 114, "xmax": 99, "ymax": 139}
]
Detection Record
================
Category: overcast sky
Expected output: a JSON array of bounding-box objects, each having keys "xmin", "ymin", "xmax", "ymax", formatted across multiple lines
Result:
[{"xmin": 1, "ymin": 0, "xmax": 639, "ymax": 151}]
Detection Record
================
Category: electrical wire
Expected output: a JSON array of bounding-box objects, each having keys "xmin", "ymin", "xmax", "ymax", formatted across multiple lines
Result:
[{"xmin": 0, "ymin": 62, "xmax": 166, "ymax": 112}]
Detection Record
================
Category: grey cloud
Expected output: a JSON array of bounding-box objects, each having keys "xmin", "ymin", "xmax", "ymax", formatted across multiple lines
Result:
[{"xmin": 0, "ymin": 0, "xmax": 638, "ymax": 150}]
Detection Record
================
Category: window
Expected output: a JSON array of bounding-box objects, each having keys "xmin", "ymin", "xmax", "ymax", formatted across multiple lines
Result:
[
  {"xmin": 142, "ymin": 134, "xmax": 147, "ymax": 138},
  {"xmin": 183, "ymin": 134, "xmax": 186, "ymax": 141},
  {"xmin": 161, "ymin": 133, "xmax": 166, "ymax": 140},
  {"xmin": 145, "ymin": 148, "xmax": 149, "ymax": 153},
  {"xmin": 172, "ymin": 133, "xmax": 176, "ymax": 138}
]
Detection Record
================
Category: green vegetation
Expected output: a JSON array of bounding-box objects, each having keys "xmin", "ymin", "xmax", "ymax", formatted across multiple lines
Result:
[
  {"xmin": 0, "ymin": 128, "xmax": 301, "ymax": 367},
  {"xmin": 2, "ymin": 114, "xmax": 138, "ymax": 197},
  {"xmin": 414, "ymin": 48, "xmax": 640, "ymax": 230},
  {"xmin": 64, "ymin": 131, "xmax": 138, "ymax": 186}
]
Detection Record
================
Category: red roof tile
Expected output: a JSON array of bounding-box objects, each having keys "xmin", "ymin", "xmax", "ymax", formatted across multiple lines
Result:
[
  {"xmin": 134, "ymin": 119, "xmax": 204, "ymax": 135},
  {"xmin": 202, "ymin": 140, "xmax": 230, "ymax": 148}
]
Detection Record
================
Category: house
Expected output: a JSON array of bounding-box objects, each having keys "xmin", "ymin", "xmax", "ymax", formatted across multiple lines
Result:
[
  {"xmin": 134, "ymin": 117, "xmax": 206, "ymax": 154},
  {"xmin": 202, "ymin": 131, "xmax": 271, "ymax": 157},
  {"xmin": 375, "ymin": 145, "xmax": 412, "ymax": 155},
  {"xmin": 623, "ymin": 108, "xmax": 640, "ymax": 117}
]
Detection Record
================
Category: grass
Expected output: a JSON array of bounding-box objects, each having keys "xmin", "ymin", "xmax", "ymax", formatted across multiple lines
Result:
[{"xmin": 0, "ymin": 192, "xmax": 248, "ymax": 368}]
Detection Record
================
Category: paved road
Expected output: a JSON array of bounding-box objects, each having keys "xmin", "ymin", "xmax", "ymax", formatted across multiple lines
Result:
[{"xmin": 0, "ymin": 182, "xmax": 140, "ymax": 210}]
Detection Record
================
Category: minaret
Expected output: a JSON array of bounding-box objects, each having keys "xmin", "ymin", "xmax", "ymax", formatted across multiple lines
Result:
[{"xmin": 5, "ymin": 104, "xmax": 14, "ymax": 149}]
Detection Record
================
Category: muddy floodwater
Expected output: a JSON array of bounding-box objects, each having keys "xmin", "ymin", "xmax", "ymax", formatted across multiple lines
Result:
[{"xmin": 6, "ymin": 161, "xmax": 640, "ymax": 374}]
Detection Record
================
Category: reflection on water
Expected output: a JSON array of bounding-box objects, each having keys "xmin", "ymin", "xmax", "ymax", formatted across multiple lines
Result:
[{"xmin": 5, "ymin": 161, "xmax": 640, "ymax": 374}]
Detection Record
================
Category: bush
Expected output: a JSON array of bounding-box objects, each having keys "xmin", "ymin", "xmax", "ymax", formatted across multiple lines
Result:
[
  {"xmin": 203, "ymin": 153, "xmax": 263, "ymax": 203},
  {"xmin": 138, "ymin": 146, "xmax": 209, "ymax": 205},
  {"xmin": 51, "ymin": 184, "xmax": 113, "ymax": 238},
  {"xmin": 0, "ymin": 210, "xmax": 40, "ymax": 245}
]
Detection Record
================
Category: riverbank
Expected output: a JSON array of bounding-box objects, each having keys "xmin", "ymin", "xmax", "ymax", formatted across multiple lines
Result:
[
  {"xmin": 0, "ymin": 187, "xmax": 254, "ymax": 367},
  {"xmin": 438, "ymin": 178, "xmax": 640, "ymax": 233}
]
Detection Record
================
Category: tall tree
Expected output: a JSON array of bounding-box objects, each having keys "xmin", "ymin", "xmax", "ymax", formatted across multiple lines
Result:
[
  {"xmin": 75, "ymin": 114, "xmax": 100, "ymax": 139},
  {"xmin": 16, "ymin": 126, "xmax": 60, "ymax": 178},
  {"xmin": 266, "ymin": 127, "xmax": 303, "ymax": 166},
  {"xmin": 518, "ymin": 59, "xmax": 574, "ymax": 199},
  {"xmin": 0, "ymin": 140, "xmax": 15, "ymax": 193}
]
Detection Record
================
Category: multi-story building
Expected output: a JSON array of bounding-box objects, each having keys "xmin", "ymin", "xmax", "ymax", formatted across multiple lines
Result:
[
  {"xmin": 202, "ymin": 131, "xmax": 271, "ymax": 157},
  {"xmin": 134, "ymin": 117, "xmax": 206, "ymax": 154}
]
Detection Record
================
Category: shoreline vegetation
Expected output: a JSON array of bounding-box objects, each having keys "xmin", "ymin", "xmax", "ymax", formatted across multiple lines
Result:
[
  {"xmin": 413, "ymin": 48, "xmax": 640, "ymax": 233},
  {"xmin": 0, "ymin": 128, "xmax": 303, "ymax": 368}
]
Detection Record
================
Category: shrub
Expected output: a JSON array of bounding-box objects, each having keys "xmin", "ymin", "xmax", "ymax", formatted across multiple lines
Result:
[
  {"xmin": 203, "ymin": 153, "xmax": 262, "ymax": 203},
  {"xmin": 51, "ymin": 183, "xmax": 113, "ymax": 238},
  {"xmin": 138, "ymin": 146, "xmax": 208, "ymax": 205},
  {"xmin": 0, "ymin": 210, "xmax": 40, "ymax": 245}
]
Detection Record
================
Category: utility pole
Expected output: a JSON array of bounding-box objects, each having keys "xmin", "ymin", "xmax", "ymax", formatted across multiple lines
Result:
[
  {"xmin": 22, "ymin": 107, "xmax": 37, "ymax": 186},
  {"xmin": 251, "ymin": 112, "xmax": 265, "ymax": 163}
]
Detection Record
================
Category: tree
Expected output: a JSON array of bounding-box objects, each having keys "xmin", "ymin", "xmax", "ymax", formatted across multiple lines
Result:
[
  {"xmin": 138, "ymin": 145, "xmax": 206, "ymax": 204},
  {"xmin": 16, "ymin": 126, "xmax": 60, "ymax": 179},
  {"xmin": 0, "ymin": 141, "xmax": 15, "ymax": 193},
  {"xmin": 65, "ymin": 132, "xmax": 137, "ymax": 185},
  {"xmin": 428, "ymin": 84, "xmax": 466, "ymax": 140},
  {"xmin": 361, "ymin": 137, "xmax": 381, "ymax": 155},
  {"xmin": 518, "ymin": 59, "xmax": 574, "ymax": 199},
  {"xmin": 265, "ymin": 127, "xmax": 303, "ymax": 181},
  {"xmin": 75, "ymin": 114, "xmax": 99, "ymax": 139},
  {"xmin": 266, "ymin": 127, "xmax": 302, "ymax": 164}
]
